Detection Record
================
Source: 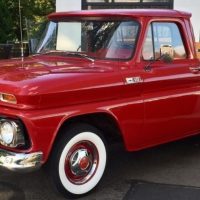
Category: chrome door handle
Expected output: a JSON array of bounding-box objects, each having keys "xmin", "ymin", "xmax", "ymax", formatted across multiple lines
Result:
[{"xmin": 190, "ymin": 66, "xmax": 200, "ymax": 73}]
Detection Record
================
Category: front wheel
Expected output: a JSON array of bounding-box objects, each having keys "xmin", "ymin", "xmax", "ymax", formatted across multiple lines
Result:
[{"xmin": 50, "ymin": 124, "xmax": 107, "ymax": 198}]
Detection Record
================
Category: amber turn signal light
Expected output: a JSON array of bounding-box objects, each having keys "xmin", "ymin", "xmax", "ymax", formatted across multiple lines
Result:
[{"xmin": 0, "ymin": 93, "xmax": 17, "ymax": 104}]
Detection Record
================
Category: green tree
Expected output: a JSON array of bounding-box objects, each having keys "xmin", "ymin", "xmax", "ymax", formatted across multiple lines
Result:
[
  {"xmin": 0, "ymin": 1, "xmax": 15, "ymax": 43},
  {"xmin": 0, "ymin": 0, "xmax": 55, "ymax": 43}
]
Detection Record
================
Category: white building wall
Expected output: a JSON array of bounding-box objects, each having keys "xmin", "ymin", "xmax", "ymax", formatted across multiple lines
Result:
[
  {"xmin": 56, "ymin": 0, "xmax": 82, "ymax": 12},
  {"xmin": 56, "ymin": 0, "xmax": 82, "ymax": 50},
  {"xmin": 174, "ymin": 0, "xmax": 200, "ymax": 41}
]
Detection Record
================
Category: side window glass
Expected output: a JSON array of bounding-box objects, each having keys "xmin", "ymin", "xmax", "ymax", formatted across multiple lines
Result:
[
  {"xmin": 153, "ymin": 22, "xmax": 186, "ymax": 60},
  {"xmin": 142, "ymin": 22, "xmax": 187, "ymax": 61},
  {"xmin": 142, "ymin": 25, "xmax": 154, "ymax": 60}
]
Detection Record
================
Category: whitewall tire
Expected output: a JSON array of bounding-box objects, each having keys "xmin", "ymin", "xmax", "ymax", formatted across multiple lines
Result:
[{"xmin": 50, "ymin": 124, "xmax": 107, "ymax": 198}]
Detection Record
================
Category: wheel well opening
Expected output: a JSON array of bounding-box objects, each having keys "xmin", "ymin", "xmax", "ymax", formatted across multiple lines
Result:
[{"xmin": 56, "ymin": 113, "xmax": 124, "ymax": 146}]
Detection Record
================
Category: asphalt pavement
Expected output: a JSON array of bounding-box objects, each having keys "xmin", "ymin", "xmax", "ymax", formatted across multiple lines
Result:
[{"xmin": 1, "ymin": 136, "xmax": 200, "ymax": 200}]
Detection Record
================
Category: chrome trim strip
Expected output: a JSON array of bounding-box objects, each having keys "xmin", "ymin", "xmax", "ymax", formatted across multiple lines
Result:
[{"xmin": 0, "ymin": 149, "xmax": 43, "ymax": 172}]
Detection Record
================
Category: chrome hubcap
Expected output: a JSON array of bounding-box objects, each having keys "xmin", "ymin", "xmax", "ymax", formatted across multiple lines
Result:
[
  {"xmin": 65, "ymin": 141, "xmax": 99, "ymax": 185},
  {"xmin": 70, "ymin": 149, "xmax": 92, "ymax": 176}
]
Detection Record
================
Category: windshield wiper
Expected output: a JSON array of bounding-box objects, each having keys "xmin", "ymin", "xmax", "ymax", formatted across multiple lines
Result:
[
  {"xmin": 64, "ymin": 52, "xmax": 95, "ymax": 62},
  {"xmin": 35, "ymin": 50, "xmax": 95, "ymax": 62},
  {"xmin": 34, "ymin": 50, "xmax": 59, "ymax": 55}
]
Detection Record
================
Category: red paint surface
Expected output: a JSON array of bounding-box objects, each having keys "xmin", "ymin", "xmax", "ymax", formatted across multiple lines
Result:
[{"xmin": 0, "ymin": 10, "xmax": 200, "ymax": 163}]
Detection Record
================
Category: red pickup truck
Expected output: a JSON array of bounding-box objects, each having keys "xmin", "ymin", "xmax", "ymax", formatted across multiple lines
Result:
[{"xmin": 0, "ymin": 9, "xmax": 200, "ymax": 197}]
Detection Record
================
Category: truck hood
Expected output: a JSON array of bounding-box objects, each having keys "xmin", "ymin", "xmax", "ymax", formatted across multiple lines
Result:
[
  {"xmin": 0, "ymin": 56, "xmax": 122, "ymax": 109},
  {"xmin": 0, "ymin": 55, "xmax": 114, "ymax": 76}
]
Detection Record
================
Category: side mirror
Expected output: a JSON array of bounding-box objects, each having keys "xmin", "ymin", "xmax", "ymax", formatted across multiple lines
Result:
[
  {"xmin": 160, "ymin": 45, "xmax": 174, "ymax": 63},
  {"xmin": 161, "ymin": 53, "xmax": 174, "ymax": 63},
  {"xmin": 144, "ymin": 45, "xmax": 174, "ymax": 72}
]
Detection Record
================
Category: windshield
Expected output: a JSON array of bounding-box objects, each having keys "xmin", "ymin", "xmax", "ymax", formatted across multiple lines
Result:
[{"xmin": 36, "ymin": 19, "xmax": 139, "ymax": 60}]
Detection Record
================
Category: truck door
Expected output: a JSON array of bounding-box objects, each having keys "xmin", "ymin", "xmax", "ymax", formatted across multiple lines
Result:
[{"xmin": 141, "ymin": 21, "xmax": 200, "ymax": 146}]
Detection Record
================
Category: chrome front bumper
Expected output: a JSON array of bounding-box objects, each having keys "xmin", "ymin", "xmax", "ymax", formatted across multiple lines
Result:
[{"xmin": 0, "ymin": 149, "xmax": 43, "ymax": 172}]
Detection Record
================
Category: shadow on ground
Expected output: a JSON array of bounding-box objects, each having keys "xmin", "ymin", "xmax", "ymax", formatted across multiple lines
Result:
[
  {"xmin": 123, "ymin": 181, "xmax": 200, "ymax": 200},
  {"xmin": 0, "ymin": 181, "xmax": 25, "ymax": 200}
]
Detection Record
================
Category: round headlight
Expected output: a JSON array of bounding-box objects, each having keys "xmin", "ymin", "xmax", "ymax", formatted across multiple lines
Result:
[{"xmin": 0, "ymin": 121, "xmax": 17, "ymax": 145}]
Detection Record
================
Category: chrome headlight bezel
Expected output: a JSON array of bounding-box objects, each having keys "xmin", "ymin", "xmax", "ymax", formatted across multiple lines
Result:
[
  {"xmin": 0, "ymin": 121, "xmax": 16, "ymax": 145},
  {"xmin": 0, "ymin": 119, "xmax": 27, "ymax": 148}
]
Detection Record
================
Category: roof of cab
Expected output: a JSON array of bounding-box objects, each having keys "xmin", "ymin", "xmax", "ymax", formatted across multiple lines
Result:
[{"xmin": 48, "ymin": 9, "xmax": 191, "ymax": 20}]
